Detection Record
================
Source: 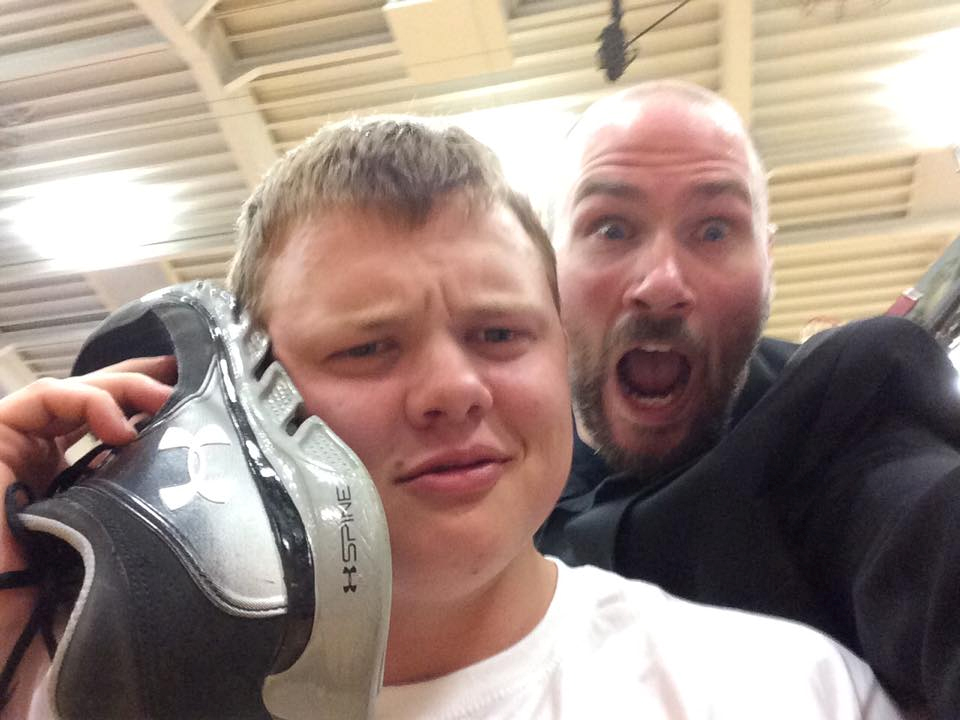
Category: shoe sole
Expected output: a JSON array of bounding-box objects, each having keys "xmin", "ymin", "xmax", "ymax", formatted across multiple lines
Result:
[{"xmin": 214, "ymin": 282, "xmax": 392, "ymax": 719}]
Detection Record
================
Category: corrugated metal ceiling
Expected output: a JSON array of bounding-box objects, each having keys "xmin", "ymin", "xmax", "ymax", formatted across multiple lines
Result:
[{"xmin": 1, "ymin": 0, "xmax": 959, "ymax": 385}]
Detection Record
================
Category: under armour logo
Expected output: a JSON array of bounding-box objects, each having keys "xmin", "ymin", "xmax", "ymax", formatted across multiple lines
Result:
[
  {"xmin": 342, "ymin": 566, "xmax": 358, "ymax": 593},
  {"xmin": 158, "ymin": 425, "xmax": 232, "ymax": 510}
]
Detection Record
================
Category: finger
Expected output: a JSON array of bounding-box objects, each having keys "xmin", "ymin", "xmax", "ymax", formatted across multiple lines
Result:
[
  {"xmin": 76, "ymin": 371, "xmax": 173, "ymax": 421},
  {"xmin": 0, "ymin": 423, "xmax": 62, "ymax": 497},
  {"xmin": 0, "ymin": 374, "xmax": 171, "ymax": 445},
  {"xmin": 0, "ymin": 380, "xmax": 133, "ymax": 445}
]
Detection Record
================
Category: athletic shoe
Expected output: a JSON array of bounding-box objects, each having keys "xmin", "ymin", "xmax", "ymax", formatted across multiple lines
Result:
[{"xmin": 5, "ymin": 281, "xmax": 391, "ymax": 719}]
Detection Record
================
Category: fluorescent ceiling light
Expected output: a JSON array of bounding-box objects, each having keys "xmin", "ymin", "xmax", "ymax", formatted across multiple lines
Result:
[
  {"xmin": 5, "ymin": 173, "xmax": 178, "ymax": 269},
  {"xmin": 880, "ymin": 29, "xmax": 960, "ymax": 148},
  {"xmin": 454, "ymin": 104, "xmax": 577, "ymax": 215}
]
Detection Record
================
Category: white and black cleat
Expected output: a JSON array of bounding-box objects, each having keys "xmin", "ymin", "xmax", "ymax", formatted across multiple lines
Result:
[{"xmin": 12, "ymin": 281, "xmax": 391, "ymax": 720}]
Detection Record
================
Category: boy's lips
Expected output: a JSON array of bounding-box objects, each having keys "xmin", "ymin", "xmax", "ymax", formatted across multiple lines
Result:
[{"xmin": 397, "ymin": 447, "xmax": 512, "ymax": 496}]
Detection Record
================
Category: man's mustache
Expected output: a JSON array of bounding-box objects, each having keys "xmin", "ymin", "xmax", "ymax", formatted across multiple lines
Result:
[{"xmin": 606, "ymin": 314, "xmax": 701, "ymax": 351}]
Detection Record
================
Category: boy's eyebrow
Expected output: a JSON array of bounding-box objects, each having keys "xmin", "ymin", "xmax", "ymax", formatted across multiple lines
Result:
[
  {"xmin": 308, "ymin": 297, "xmax": 550, "ymax": 338},
  {"xmin": 314, "ymin": 306, "xmax": 409, "ymax": 334},
  {"xmin": 465, "ymin": 301, "xmax": 553, "ymax": 328},
  {"xmin": 469, "ymin": 300, "xmax": 537, "ymax": 315},
  {"xmin": 354, "ymin": 316, "xmax": 401, "ymax": 332}
]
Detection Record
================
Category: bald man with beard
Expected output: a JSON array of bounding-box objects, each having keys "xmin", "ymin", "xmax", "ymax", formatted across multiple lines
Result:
[{"xmin": 536, "ymin": 80, "xmax": 960, "ymax": 719}]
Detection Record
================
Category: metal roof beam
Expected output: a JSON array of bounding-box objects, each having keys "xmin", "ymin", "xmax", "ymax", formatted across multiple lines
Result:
[
  {"xmin": 172, "ymin": 0, "xmax": 220, "ymax": 30},
  {"xmin": 133, "ymin": 0, "xmax": 278, "ymax": 188},
  {"xmin": 777, "ymin": 208, "xmax": 960, "ymax": 246},
  {"xmin": 0, "ymin": 26, "xmax": 166, "ymax": 83},
  {"xmin": 719, "ymin": 0, "xmax": 753, "ymax": 123},
  {"xmin": 0, "ymin": 345, "xmax": 38, "ymax": 395}
]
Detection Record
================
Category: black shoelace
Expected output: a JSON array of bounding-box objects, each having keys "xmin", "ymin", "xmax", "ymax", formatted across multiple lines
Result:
[{"xmin": 0, "ymin": 443, "xmax": 112, "ymax": 709}]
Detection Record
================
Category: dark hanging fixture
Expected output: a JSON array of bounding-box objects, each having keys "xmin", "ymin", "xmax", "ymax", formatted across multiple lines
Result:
[{"xmin": 597, "ymin": 0, "xmax": 695, "ymax": 82}]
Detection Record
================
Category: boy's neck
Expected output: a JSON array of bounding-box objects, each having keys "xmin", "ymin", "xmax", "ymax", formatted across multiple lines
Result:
[{"xmin": 382, "ymin": 547, "xmax": 558, "ymax": 685}]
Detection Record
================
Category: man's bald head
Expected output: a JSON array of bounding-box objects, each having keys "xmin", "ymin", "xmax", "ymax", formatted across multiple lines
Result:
[{"xmin": 552, "ymin": 81, "xmax": 770, "ymax": 241}]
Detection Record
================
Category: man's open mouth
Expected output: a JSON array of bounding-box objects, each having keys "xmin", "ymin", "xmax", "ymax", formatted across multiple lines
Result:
[{"xmin": 616, "ymin": 345, "xmax": 691, "ymax": 406}]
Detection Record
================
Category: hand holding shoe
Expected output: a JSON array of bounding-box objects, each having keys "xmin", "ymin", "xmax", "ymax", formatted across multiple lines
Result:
[
  {"xmin": 0, "ymin": 357, "xmax": 175, "ymax": 563},
  {"xmin": 0, "ymin": 356, "xmax": 174, "ymax": 718}
]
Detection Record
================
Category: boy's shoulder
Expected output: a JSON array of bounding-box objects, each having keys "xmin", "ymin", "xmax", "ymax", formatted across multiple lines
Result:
[{"xmin": 554, "ymin": 560, "xmax": 903, "ymax": 720}]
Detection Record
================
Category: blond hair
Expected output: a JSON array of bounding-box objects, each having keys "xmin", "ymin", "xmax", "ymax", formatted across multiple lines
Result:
[{"xmin": 228, "ymin": 117, "xmax": 558, "ymax": 323}]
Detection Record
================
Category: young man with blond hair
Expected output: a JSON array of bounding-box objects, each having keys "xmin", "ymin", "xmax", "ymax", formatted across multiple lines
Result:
[{"xmin": 1, "ymin": 117, "xmax": 902, "ymax": 719}]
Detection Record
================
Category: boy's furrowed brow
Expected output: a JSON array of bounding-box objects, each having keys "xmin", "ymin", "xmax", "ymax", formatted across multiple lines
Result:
[
  {"xmin": 465, "ymin": 299, "xmax": 554, "ymax": 329},
  {"xmin": 469, "ymin": 300, "xmax": 542, "ymax": 318},
  {"xmin": 572, "ymin": 180, "xmax": 643, "ymax": 206},
  {"xmin": 353, "ymin": 313, "xmax": 407, "ymax": 333},
  {"xmin": 322, "ymin": 306, "xmax": 407, "ymax": 333}
]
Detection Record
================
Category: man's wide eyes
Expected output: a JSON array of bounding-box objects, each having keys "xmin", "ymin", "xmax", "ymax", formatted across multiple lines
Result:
[
  {"xmin": 700, "ymin": 220, "xmax": 729, "ymax": 243},
  {"xmin": 589, "ymin": 219, "xmax": 630, "ymax": 242}
]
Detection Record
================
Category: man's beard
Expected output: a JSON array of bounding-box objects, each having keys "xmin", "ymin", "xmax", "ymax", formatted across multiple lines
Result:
[{"xmin": 569, "ymin": 306, "xmax": 766, "ymax": 478}]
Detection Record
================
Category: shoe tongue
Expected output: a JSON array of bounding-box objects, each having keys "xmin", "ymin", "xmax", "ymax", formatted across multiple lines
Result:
[{"xmin": 619, "ymin": 348, "xmax": 687, "ymax": 396}]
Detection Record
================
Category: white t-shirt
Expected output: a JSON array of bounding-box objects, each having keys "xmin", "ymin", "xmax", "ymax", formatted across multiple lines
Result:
[{"xmin": 376, "ymin": 559, "xmax": 903, "ymax": 720}]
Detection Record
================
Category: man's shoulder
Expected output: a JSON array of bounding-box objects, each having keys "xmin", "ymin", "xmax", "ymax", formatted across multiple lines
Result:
[
  {"xmin": 731, "ymin": 336, "xmax": 798, "ymax": 424},
  {"xmin": 757, "ymin": 335, "xmax": 800, "ymax": 365},
  {"xmin": 736, "ymin": 317, "xmax": 948, "ymax": 423}
]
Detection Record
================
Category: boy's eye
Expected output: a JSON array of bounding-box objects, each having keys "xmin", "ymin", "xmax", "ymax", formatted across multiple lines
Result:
[
  {"xmin": 471, "ymin": 325, "xmax": 533, "ymax": 359},
  {"xmin": 341, "ymin": 341, "xmax": 385, "ymax": 358},
  {"xmin": 326, "ymin": 338, "xmax": 398, "ymax": 376},
  {"xmin": 481, "ymin": 328, "xmax": 515, "ymax": 343}
]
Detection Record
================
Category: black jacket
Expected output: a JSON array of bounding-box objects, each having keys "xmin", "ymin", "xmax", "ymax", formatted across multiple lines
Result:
[{"xmin": 537, "ymin": 316, "xmax": 960, "ymax": 718}]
